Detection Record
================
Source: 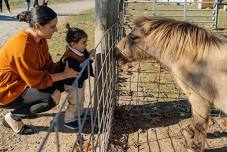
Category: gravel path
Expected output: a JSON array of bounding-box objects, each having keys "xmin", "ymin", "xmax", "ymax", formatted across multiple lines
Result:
[{"xmin": 0, "ymin": 0, "xmax": 95, "ymax": 46}]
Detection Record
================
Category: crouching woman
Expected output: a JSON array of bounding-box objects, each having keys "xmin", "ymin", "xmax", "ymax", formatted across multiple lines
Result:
[{"xmin": 0, "ymin": 6, "xmax": 78, "ymax": 135}]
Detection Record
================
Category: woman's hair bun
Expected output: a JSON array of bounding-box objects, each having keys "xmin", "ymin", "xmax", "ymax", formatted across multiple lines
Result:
[
  {"xmin": 65, "ymin": 23, "xmax": 71, "ymax": 30},
  {"xmin": 16, "ymin": 11, "xmax": 32, "ymax": 23}
]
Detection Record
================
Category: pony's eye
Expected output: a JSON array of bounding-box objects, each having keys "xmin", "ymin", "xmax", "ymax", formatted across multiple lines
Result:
[
  {"xmin": 128, "ymin": 35, "xmax": 139, "ymax": 41},
  {"xmin": 131, "ymin": 36, "xmax": 139, "ymax": 40}
]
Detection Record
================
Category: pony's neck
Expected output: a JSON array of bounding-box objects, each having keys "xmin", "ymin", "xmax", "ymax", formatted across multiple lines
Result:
[{"xmin": 147, "ymin": 45, "xmax": 174, "ymax": 67}]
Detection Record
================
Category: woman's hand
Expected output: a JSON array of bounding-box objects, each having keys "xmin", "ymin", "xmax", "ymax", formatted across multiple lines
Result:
[{"xmin": 63, "ymin": 61, "xmax": 79, "ymax": 78}]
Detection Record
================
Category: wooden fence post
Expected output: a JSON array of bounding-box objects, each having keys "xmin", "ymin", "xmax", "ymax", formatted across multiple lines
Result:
[{"xmin": 94, "ymin": 0, "xmax": 120, "ymax": 124}]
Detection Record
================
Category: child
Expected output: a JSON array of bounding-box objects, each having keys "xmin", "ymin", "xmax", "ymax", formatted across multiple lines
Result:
[{"xmin": 60, "ymin": 23, "xmax": 95, "ymax": 130}]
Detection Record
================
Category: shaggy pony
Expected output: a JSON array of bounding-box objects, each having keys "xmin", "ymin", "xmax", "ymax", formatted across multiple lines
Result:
[{"xmin": 116, "ymin": 16, "xmax": 227, "ymax": 152}]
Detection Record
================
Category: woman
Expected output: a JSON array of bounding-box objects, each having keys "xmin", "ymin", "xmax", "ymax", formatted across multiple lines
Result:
[{"xmin": 0, "ymin": 5, "xmax": 78, "ymax": 135}]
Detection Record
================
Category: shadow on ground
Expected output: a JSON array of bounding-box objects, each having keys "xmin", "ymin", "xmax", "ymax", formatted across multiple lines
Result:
[
  {"xmin": 57, "ymin": 13, "xmax": 87, "ymax": 17},
  {"xmin": 110, "ymin": 100, "xmax": 227, "ymax": 151},
  {"xmin": 108, "ymin": 100, "xmax": 191, "ymax": 151},
  {"xmin": 0, "ymin": 108, "xmax": 96, "ymax": 134},
  {"xmin": 112, "ymin": 100, "xmax": 192, "ymax": 134},
  {"xmin": 31, "ymin": 111, "xmax": 96, "ymax": 134},
  {"xmin": 205, "ymin": 146, "xmax": 227, "ymax": 152},
  {"xmin": 0, "ymin": 15, "xmax": 16, "ymax": 21},
  {"xmin": 207, "ymin": 131, "xmax": 227, "ymax": 139}
]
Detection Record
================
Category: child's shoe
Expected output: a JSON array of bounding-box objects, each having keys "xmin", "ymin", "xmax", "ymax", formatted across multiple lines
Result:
[
  {"xmin": 64, "ymin": 119, "xmax": 79, "ymax": 130},
  {"xmin": 3, "ymin": 112, "xmax": 35, "ymax": 135}
]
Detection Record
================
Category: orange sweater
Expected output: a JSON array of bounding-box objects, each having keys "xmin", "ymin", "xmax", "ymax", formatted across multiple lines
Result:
[{"xmin": 0, "ymin": 31, "xmax": 60, "ymax": 105}]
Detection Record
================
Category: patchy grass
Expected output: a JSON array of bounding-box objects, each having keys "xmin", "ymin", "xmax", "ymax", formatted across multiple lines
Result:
[
  {"xmin": 118, "ymin": 60, "xmax": 186, "ymax": 105},
  {"xmin": 48, "ymin": 9, "xmax": 95, "ymax": 61}
]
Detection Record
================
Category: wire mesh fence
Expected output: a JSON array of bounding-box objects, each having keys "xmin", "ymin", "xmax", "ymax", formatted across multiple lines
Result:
[
  {"xmin": 37, "ymin": 23, "xmax": 122, "ymax": 152},
  {"xmin": 117, "ymin": 60, "xmax": 186, "ymax": 105},
  {"xmin": 110, "ymin": 34, "xmax": 227, "ymax": 152},
  {"xmin": 123, "ymin": 0, "xmax": 227, "ymax": 33},
  {"xmin": 109, "ymin": 0, "xmax": 227, "ymax": 151},
  {"xmin": 119, "ymin": 0, "xmax": 227, "ymax": 114}
]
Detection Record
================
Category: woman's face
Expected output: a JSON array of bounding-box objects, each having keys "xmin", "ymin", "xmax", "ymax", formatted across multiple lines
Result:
[
  {"xmin": 71, "ymin": 37, "xmax": 88, "ymax": 52},
  {"xmin": 36, "ymin": 17, "xmax": 58, "ymax": 39}
]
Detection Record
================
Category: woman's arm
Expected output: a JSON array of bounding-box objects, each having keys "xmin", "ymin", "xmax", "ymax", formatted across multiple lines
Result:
[
  {"xmin": 50, "ymin": 61, "xmax": 78, "ymax": 82},
  {"xmin": 45, "ymin": 53, "xmax": 61, "ymax": 73},
  {"xmin": 14, "ymin": 44, "xmax": 78, "ymax": 89}
]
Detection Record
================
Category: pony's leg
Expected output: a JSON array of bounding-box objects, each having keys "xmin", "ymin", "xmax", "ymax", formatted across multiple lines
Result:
[
  {"xmin": 183, "ymin": 93, "xmax": 210, "ymax": 152},
  {"xmin": 188, "ymin": 108, "xmax": 209, "ymax": 152}
]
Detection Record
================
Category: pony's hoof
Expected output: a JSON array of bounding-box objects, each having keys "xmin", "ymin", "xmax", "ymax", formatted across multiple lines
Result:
[
  {"xmin": 187, "ymin": 149, "xmax": 195, "ymax": 152},
  {"xmin": 188, "ymin": 140, "xmax": 203, "ymax": 152},
  {"xmin": 181, "ymin": 125, "xmax": 195, "ymax": 143}
]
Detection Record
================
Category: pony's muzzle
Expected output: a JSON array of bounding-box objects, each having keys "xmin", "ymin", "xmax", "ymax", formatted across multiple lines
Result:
[
  {"xmin": 114, "ymin": 46, "xmax": 131, "ymax": 63},
  {"xmin": 115, "ymin": 39, "xmax": 133, "ymax": 63}
]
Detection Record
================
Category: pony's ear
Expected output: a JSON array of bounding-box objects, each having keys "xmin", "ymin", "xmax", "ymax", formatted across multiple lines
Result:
[
  {"xmin": 133, "ymin": 16, "xmax": 148, "ymax": 27},
  {"xmin": 141, "ymin": 22, "xmax": 153, "ymax": 35},
  {"xmin": 133, "ymin": 16, "xmax": 152, "ymax": 35}
]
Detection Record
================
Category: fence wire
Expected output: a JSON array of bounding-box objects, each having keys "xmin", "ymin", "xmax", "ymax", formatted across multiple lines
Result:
[
  {"xmin": 123, "ymin": 0, "xmax": 227, "ymax": 32},
  {"xmin": 37, "ymin": 23, "xmax": 122, "ymax": 152},
  {"xmin": 120, "ymin": 0, "xmax": 227, "ymax": 113},
  {"xmin": 110, "ymin": 0, "xmax": 227, "ymax": 151}
]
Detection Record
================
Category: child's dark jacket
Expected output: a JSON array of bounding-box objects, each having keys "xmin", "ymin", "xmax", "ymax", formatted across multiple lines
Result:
[{"xmin": 60, "ymin": 49, "xmax": 94, "ymax": 88}]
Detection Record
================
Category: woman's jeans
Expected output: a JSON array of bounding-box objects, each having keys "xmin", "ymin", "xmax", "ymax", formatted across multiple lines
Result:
[{"xmin": 2, "ymin": 81, "xmax": 65, "ymax": 120}]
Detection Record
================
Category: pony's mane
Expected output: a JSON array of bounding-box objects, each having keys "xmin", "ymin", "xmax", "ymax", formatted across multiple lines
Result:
[{"xmin": 134, "ymin": 16, "xmax": 227, "ymax": 62}]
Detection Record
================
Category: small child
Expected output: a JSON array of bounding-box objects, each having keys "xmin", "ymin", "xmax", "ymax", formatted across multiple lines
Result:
[{"xmin": 60, "ymin": 23, "xmax": 95, "ymax": 130}]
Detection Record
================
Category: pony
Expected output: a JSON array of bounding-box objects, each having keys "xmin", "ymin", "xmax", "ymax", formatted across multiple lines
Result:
[{"xmin": 116, "ymin": 16, "xmax": 227, "ymax": 152}]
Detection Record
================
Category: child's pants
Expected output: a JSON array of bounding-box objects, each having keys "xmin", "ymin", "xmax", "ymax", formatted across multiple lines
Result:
[{"xmin": 64, "ymin": 85, "xmax": 85, "ymax": 123}]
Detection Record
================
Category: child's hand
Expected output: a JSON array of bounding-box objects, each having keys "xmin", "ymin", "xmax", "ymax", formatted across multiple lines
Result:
[{"xmin": 89, "ymin": 49, "xmax": 96, "ymax": 59}]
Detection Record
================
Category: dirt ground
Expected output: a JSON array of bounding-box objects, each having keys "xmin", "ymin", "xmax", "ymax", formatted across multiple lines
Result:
[{"xmin": 109, "ymin": 102, "xmax": 227, "ymax": 152}]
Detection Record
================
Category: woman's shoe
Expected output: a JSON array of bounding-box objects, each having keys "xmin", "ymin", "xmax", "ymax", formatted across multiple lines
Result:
[
  {"xmin": 3, "ymin": 112, "xmax": 35, "ymax": 135},
  {"xmin": 18, "ymin": 125, "xmax": 35, "ymax": 135},
  {"xmin": 2, "ymin": 117, "xmax": 10, "ymax": 128}
]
